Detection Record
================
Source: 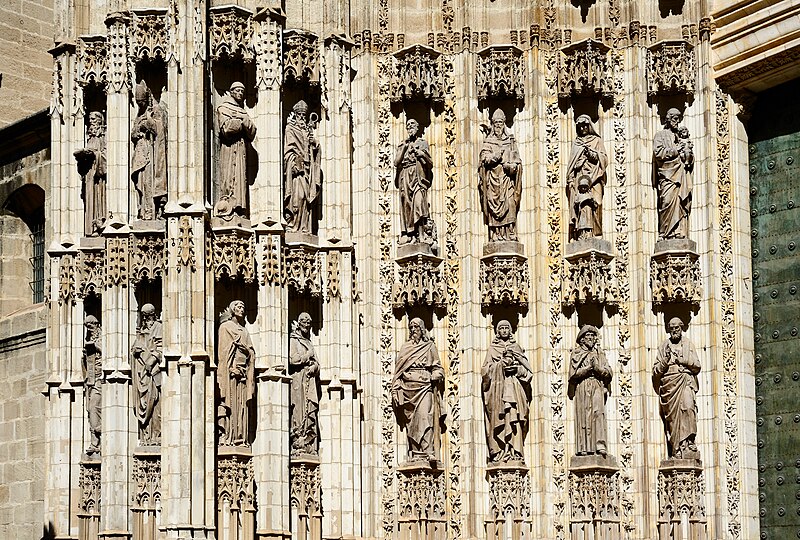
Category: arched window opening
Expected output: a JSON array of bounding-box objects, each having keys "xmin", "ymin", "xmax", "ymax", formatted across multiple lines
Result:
[{"xmin": 3, "ymin": 184, "xmax": 46, "ymax": 304}]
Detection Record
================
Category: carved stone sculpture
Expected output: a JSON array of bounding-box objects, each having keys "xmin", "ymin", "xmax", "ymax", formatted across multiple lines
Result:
[
  {"xmin": 216, "ymin": 82, "xmax": 256, "ymax": 218},
  {"xmin": 283, "ymin": 100, "xmax": 321, "ymax": 234},
  {"xmin": 74, "ymin": 111, "xmax": 107, "ymax": 236},
  {"xmin": 653, "ymin": 108, "xmax": 694, "ymax": 240},
  {"xmin": 568, "ymin": 325, "xmax": 612, "ymax": 457},
  {"xmin": 217, "ymin": 300, "xmax": 256, "ymax": 446},
  {"xmin": 478, "ymin": 110, "xmax": 523, "ymax": 242},
  {"xmin": 289, "ymin": 312, "xmax": 321, "ymax": 456},
  {"xmin": 83, "ymin": 315, "xmax": 102, "ymax": 456},
  {"xmin": 131, "ymin": 304, "xmax": 162, "ymax": 445},
  {"xmin": 653, "ymin": 318, "xmax": 700, "ymax": 459},
  {"xmin": 481, "ymin": 320, "xmax": 533, "ymax": 463},
  {"xmin": 395, "ymin": 119, "xmax": 433, "ymax": 245},
  {"xmin": 566, "ymin": 115, "xmax": 608, "ymax": 241},
  {"xmin": 392, "ymin": 318, "xmax": 444, "ymax": 462},
  {"xmin": 131, "ymin": 81, "xmax": 168, "ymax": 220}
]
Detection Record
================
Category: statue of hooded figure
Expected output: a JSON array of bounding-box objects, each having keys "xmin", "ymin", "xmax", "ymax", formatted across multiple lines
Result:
[
  {"xmin": 566, "ymin": 115, "xmax": 608, "ymax": 241},
  {"xmin": 216, "ymin": 82, "xmax": 257, "ymax": 218}
]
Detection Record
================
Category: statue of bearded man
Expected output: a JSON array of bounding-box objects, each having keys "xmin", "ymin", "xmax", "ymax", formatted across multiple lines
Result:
[
  {"xmin": 132, "ymin": 303, "xmax": 163, "ymax": 445},
  {"xmin": 283, "ymin": 100, "xmax": 322, "ymax": 234}
]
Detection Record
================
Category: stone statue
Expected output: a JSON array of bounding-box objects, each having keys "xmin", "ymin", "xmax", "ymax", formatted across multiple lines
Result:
[
  {"xmin": 481, "ymin": 320, "xmax": 533, "ymax": 463},
  {"xmin": 392, "ymin": 318, "xmax": 444, "ymax": 461},
  {"xmin": 83, "ymin": 315, "xmax": 102, "ymax": 455},
  {"xmin": 131, "ymin": 81, "xmax": 168, "ymax": 220},
  {"xmin": 653, "ymin": 317, "xmax": 700, "ymax": 459},
  {"xmin": 289, "ymin": 312, "xmax": 321, "ymax": 456},
  {"xmin": 568, "ymin": 325, "xmax": 612, "ymax": 457},
  {"xmin": 395, "ymin": 119, "xmax": 433, "ymax": 245},
  {"xmin": 217, "ymin": 300, "xmax": 256, "ymax": 446},
  {"xmin": 74, "ymin": 111, "xmax": 107, "ymax": 236},
  {"xmin": 284, "ymin": 100, "xmax": 322, "ymax": 234},
  {"xmin": 131, "ymin": 304, "xmax": 162, "ymax": 445},
  {"xmin": 478, "ymin": 109, "xmax": 522, "ymax": 242},
  {"xmin": 653, "ymin": 108, "xmax": 694, "ymax": 240},
  {"xmin": 566, "ymin": 115, "xmax": 608, "ymax": 241},
  {"xmin": 216, "ymin": 82, "xmax": 257, "ymax": 218}
]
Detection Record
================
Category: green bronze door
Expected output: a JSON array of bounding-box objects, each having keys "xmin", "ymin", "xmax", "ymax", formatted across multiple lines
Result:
[{"xmin": 750, "ymin": 79, "xmax": 800, "ymax": 540}]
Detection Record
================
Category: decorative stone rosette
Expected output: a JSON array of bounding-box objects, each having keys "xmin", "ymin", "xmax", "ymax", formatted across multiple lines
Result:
[
  {"xmin": 479, "ymin": 242, "xmax": 530, "ymax": 308},
  {"xmin": 393, "ymin": 244, "xmax": 445, "ymax": 309},
  {"xmin": 485, "ymin": 462, "xmax": 532, "ymax": 540},
  {"xmin": 563, "ymin": 238, "xmax": 617, "ymax": 308},
  {"xmin": 650, "ymin": 239, "xmax": 702, "ymax": 307},
  {"xmin": 568, "ymin": 455, "xmax": 620, "ymax": 540},
  {"xmin": 657, "ymin": 459, "xmax": 707, "ymax": 540}
]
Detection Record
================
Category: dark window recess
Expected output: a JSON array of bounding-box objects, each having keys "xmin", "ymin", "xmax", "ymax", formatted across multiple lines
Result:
[{"xmin": 29, "ymin": 217, "xmax": 45, "ymax": 303}]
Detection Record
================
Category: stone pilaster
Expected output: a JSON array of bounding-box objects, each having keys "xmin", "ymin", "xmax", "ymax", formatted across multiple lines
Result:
[
  {"xmin": 290, "ymin": 456, "xmax": 322, "ymax": 540},
  {"xmin": 79, "ymin": 458, "xmax": 102, "ymax": 540},
  {"xmin": 217, "ymin": 449, "xmax": 256, "ymax": 540},
  {"xmin": 132, "ymin": 449, "xmax": 161, "ymax": 540}
]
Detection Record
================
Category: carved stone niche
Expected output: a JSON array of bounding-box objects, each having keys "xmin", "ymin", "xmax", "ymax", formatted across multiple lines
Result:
[
  {"xmin": 78, "ymin": 237, "xmax": 106, "ymax": 299},
  {"xmin": 284, "ymin": 232, "xmax": 322, "ymax": 297},
  {"xmin": 210, "ymin": 5, "xmax": 254, "ymax": 62},
  {"xmin": 391, "ymin": 44, "xmax": 444, "ymax": 104},
  {"xmin": 130, "ymin": 9, "xmax": 168, "ymax": 62},
  {"xmin": 218, "ymin": 448, "xmax": 256, "ymax": 540},
  {"xmin": 485, "ymin": 463, "xmax": 532, "ymax": 540},
  {"xmin": 480, "ymin": 242, "xmax": 530, "ymax": 307},
  {"xmin": 647, "ymin": 40, "xmax": 696, "ymax": 98},
  {"xmin": 569, "ymin": 455, "xmax": 620, "ymax": 540},
  {"xmin": 284, "ymin": 29, "xmax": 320, "ymax": 86},
  {"xmin": 563, "ymin": 238, "xmax": 616, "ymax": 308},
  {"xmin": 78, "ymin": 35, "xmax": 108, "ymax": 88},
  {"xmin": 211, "ymin": 225, "xmax": 256, "ymax": 283},
  {"xmin": 397, "ymin": 461, "xmax": 446, "ymax": 540},
  {"xmin": 657, "ymin": 459, "xmax": 707, "ymax": 540},
  {"xmin": 130, "ymin": 222, "xmax": 165, "ymax": 285},
  {"xmin": 290, "ymin": 455, "xmax": 322, "ymax": 540},
  {"xmin": 650, "ymin": 238, "xmax": 701, "ymax": 307},
  {"xmin": 393, "ymin": 243, "xmax": 445, "ymax": 309},
  {"xmin": 476, "ymin": 45, "xmax": 524, "ymax": 102},
  {"xmin": 558, "ymin": 39, "xmax": 612, "ymax": 100}
]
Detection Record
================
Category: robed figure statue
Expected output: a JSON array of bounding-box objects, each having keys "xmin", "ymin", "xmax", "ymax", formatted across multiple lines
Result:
[
  {"xmin": 289, "ymin": 312, "xmax": 321, "ymax": 456},
  {"xmin": 566, "ymin": 115, "xmax": 608, "ymax": 241},
  {"xmin": 653, "ymin": 318, "xmax": 701, "ymax": 459},
  {"xmin": 217, "ymin": 300, "xmax": 256, "ymax": 446},
  {"xmin": 653, "ymin": 108, "xmax": 694, "ymax": 240},
  {"xmin": 392, "ymin": 318, "xmax": 445, "ymax": 461},
  {"xmin": 481, "ymin": 320, "xmax": 533, "ymax": 463},
  {"xmin": 478, "ymin": 109, "xmax": 523, "ymax": 242},
  {"xmin": 216, "ymin": 82, "xmax": 257, "ymax": 217},
  {"xmin": 283, "ymin": 100, "xmax": 322, "ymax": 234},
  {"xmin": 395, "ymin": 119, "xmax": 434, "ymax": 245},
  {"xmin": 131, "ymin": 304, "xmax": 163, "ymax": 445},
  {"xmin": 83, "ymin": 315, "xmax": 102, "ymax": 455},
  {"xmin": 74, "ymin": 111, "xmax": 107, "ymax": 236},
  {"xmin": 131, "ymin": 81, "xmax": 168, "ymax": 220},
  {"xmin": 568, "ymin": 325, "xmax": 612, "ymax": 457}
]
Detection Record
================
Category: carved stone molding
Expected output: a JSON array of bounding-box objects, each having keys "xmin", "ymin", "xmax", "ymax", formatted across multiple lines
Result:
[
  {"xmin": 283, "ymin": 240, "xmax": 321, "ymax": 297},
  {"xmin": 78, "ymin": 460, "xmax": 101, "ymax": 538},
  {"xmin": 479, "ymin": 242, "xmax": 529, "ymax": 307},
  {"xmin": 283, "ymin": 29, "xmax": 320, "ymax": 86},
  {"xmin": 175, "ymin": 216, "xmax": 196, "ymax": 273},
  {"xmin": 485, "ymin": 464, "xmax": 531, "ymax": 539},
  {"xmin": 218, "ymin": 455, "xmax": 255, "ymax": 511},
  {"xmin": 657, "ymin": 460, "xmax": 707, "ymax": 540},
  {"xmin": 569, "ymin": 457, "xmax": 620, "ymax": 539},
  {"xmin": 393, "ymin": 247, "xmax": 445, "ymax": 309},
  {"xmin": 563, "ymin": 241, "xmax": 616, "ymax": 308},
  {"xmin": 106, "ymin": 236, "xmax": 129, "ymax": 288},
  {"xmin": 130, "ymin": 10, "xmax": 168, "ymax": 62},
  {"xmin": 130, "ymin": 232, "xmax": 165, "ymax": 284},
  {"xmin": 397, "ymin": 463, "xmax": 446, "ymax": 538},
  {"xmin": 78, "ymin": 247, "xmax": 105, "ymax": 299},
  {"xmin": 78, "ymin": 35, "xmax": 108, "ymax": 87},
  {"xmin": 290, "ymin": 458, "xmax": 322, "ymax": 520},
  {"xmin": 211, "ymin": 228, "xmax": 255, "ymax": 283},
  {"xmin": 260, "ymin": 234, "xmax": 281, "ymax": 286},
  {"xmin": 391, "ymin": 44, "xmax": 444, "ymax": 104},
  {"xmin": 105, "ymin": 12, "xmax": 132, "ymax": 94},
  {"xmin": 647, "ymin": 41, "xmax": 696, "ymax": 97},
  {"xmin": 57, "ymin": 254, "xmax": 77, "ymax": 306},
  {"xmin": 132, "ymin": 453, "xmax": 161, "ymax": 509},
  {"xmin": 326, "ymin": 249, "xmax": 342, "ymax": 302},
  {"xmin": 253, "ymin": 8, "xmax": 283, "ymax": 91},
  {"xmin": 209, "ymin": 5, "xmax": 254, "ymax": 62},
  {"xmin": 476, "ymin": 45, "xmax": 524, "ymax": 102},
  {"xmin": 558, "ymin": 39, "xmax": 612, "ymax": 100},
  {"xmin": 650, "ymin": 240, "xmax": 701, "ymax": 307}
]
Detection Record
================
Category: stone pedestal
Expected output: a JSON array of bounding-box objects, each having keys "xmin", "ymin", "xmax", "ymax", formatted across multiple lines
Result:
[
  {"xmin": 393, "ymin": 243, "xmax": 445, "ymax": 309},
  {"xmin": 568, "ymin": 454, "xmax": 620, "ymax": 540},
  {"xmin": 650, "ymin": 239, "xmax": 701, "ymax": 307},
  {"xmin": 657, "ymin": 459, "xmax": 707, "ymax": 540},
  {"xmin": 78, "ymin": 458, "xmax": 101, "ymax": 540},
  {"xmin": 397, "ymin": 460, "xmax": 446, "ymax": 540},
  {"xmin": 290, "ymin": 455, "xmax": 322, "ymax": 540},
  {"xmin": 563, "ymin": 238, "xmax": 616, "ymax": 307},
  {"xmin": 485, "ymin": 462, "xmax": 531, "ymax": 540},
  {"xmin": 132, "ymin": 447, "xmax": 161, "ymax": 540},
  {"xmin": 217, "ymin": 447, "xmax": 256, "ymax": 540},
  {"xmin": 130, "ymin": 221, "xmax": 165, "ymax": 284},
  {"xmin": 210, "ymin": 224, "xmax": 256, "ymax": 283},
  {"xmin": 479, "ymin": 241, "xmax": 530, "ymax": 307},
  {"xmin": 284, "ymin": 233, "xmax": 321, "ymax": 297}
]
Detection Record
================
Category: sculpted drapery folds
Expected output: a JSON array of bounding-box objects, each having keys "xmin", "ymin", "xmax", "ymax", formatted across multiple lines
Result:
[
  {"xmin": 131, "ymin": 304, "xmax": 162, "ymax": 446},
  {"xmin": 284, "ymin": 100, "xmax": 322, "ymax": 234},
  {"xmin": 74, "ymin": 111, "xmax": 107, "ymax": 236},
  {"xmin": 653, "ymin": 108, "xmax": 694, "ymax": 240},
  {"xmin": 83, "ymin": 315, "xmax": 102, "ymax": 455},
  {"xmin": 653, "ymin": 318, "xmax": 701, "ymax": 459},
  {"xmin": 478, "ymin": 109, "xmax": 523, "ymax": 242},
  {"xmin": 131, "ymin": 81, "xmax": 168, "ymax": 220},
  {"xmin": 395, "ymin": 119, "xmax": 434, "ymax": 244},
  {"xmin": 216, "ymin": 82, "xmax": 257, "ymax": 218},
  {"xmin": 568, "ymin": 325, "xmax": 612, "ymax": 457},
  {"xmin": 217, "ymin": 300, "xmax": 256, "ymax": 447},
  {"xmin": 566, "ymin": 115, "xmax": 608, "ymax": 241},
  {"xmin": 289, "ymin": 312, "xmax": 321, "ymax": 456},
  {"xmin": 481, "ymin": 320, "xmax": 533, "ymax": 463},
  {"xmin": 392, "ymin": 318, "xmax": 445, "ymax": 461}
]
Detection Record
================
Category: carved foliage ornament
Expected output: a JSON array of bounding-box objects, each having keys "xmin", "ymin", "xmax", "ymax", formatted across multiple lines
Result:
[
  {"xmin": 210, "ymin": 6, "xmax": 254, "ymax": 62},
  {"xmin": 79, "ymin": 462, "xmax": 101, "ymax": 514},
  {"xmin": 78, "ymin": 249, "xmax": 105, "ymax": 299},
  {"xmin": 130, "ymin": 233, "xmax": 165, "ymax": 283},
  {"xmin": 106, "ymin": 237, "xmax": 129, "ymax": 287},
  {"xmin": 391, "ymin": 44, "xmax": 444, "ymax": 104},
  {"xmin": 130, "ymin": 11, "xmax": 168, "ymax": 61},
  {"xmin": 253, "ymin": 10, "xmax": 281, "ymax": 91},
  {"xmin": 476, "ymin": 45, "xmax": 524, "ymax": 101},
  {"xmin": 393, "ymin": 255, "xmax": 445, "ymax": 309},
  {"xmin": 176, "ymin": 216, "xmax": 195, "ymax": 272},
  {"xmin": 558, "ymin": 39, "xmax": 612, "ymax": 100},
  {"xmin": 327, "ymin": 250, "xmax": 341, "ymax": 301},
  {"xmin": 647, "ymin": 41, "xmax": 696, "ymax": 97},
  {"xmin": 212, "ymin": 230, "xmax": 255, "ymax": 283},
  {"xmin": 657, "ymin": 468, "xmax": 706, "ymax": 524},
  {"xmin": 106, "ymin": 13, "xmax": 132, "ymax": 94},
  {"xmin": 58, "ymin": 254, "xmax": 77, "ymax": 306},
  {"xmin": 261, "ymin": 234, "xmax": 281, "ymax": 286},
  {"xmin": 283, "ymin": 29, "xmax": 320, "ymax": 86},
  {"xmin": 479, "ymin": 255, "xmax": 530, "ymax": 307},
  {"xmin": 78, "ymin": 36, "xmax": 108, "ymax": 88}
]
